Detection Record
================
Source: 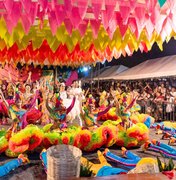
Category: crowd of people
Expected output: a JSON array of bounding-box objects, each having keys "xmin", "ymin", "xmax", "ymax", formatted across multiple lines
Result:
[
  {"xmin": 83, "ymin": 79, "xmax": 176, "ymax": 121},
  {"xmin": 1, "ymin": 73, "xmax": 176, "ymax": 129}
]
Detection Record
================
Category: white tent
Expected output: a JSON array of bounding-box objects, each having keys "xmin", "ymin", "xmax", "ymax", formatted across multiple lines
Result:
[
  {"xmin": 82, "ymin": 66, "xmax": 109, "ymax": 81},
  {"xmin": 93, "ymin": 65, "xmax": 128, "ymax": 80},
  {"xmin": 113, "ymin": 55, "xmax": 176, "ymax": 80}
]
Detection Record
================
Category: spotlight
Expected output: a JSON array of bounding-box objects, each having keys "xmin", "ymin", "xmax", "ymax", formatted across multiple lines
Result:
[{"xmin": 83, "ymin": 66, "xmax": 88, "ymax": 72}]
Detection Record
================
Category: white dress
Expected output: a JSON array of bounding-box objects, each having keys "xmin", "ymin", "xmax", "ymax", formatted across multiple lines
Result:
[
  {"xmin": 60, "ymin": 91, "xmax": 67, "ymax": 100},
  {"xmin": 63, "ymin": 87, "xmax": 83, "ymax": 123}
]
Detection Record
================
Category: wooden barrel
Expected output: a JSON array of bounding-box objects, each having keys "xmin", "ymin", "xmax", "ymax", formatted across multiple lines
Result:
[{"xmin": 47, "ymin": 145, "xmax": 82, "ymax": 180}]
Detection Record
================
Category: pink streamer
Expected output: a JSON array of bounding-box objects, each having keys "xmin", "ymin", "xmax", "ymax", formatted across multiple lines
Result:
[
  {"xmin": 55, "ymin": 5, "xmax": 66, "ymax": 26},
  {"xmin": 145, "ymin": 19, "xmax": 154, "ymax": 40},
  {"xmin": 90, "ymin": 20, "xmax": 101, "ymax": 38},
  {"xmin": 0, "ymin": 0, "xmax": 175, "ymax": 41},
  {"xmin": 150, "ymin": 7, "xmax": 160, "ymax": 25},
  {"xmin": 155, "ymin": 14, "xmax": 166, "ymax": 34},
  {"xmin": 21, "ymin": 0, "xmax": 32, "ymax": 14},
  {"xmin": 105, "ymin": 0, "xmax": 116, "ymax": 20},
  {"xmin": 28, "ymin": 2, "xmax": 38, "ymax": 24},
  {"xmin": 51, "ymin": 0, "xmax": 57, "ymax": 10},
  {"xmin": 64, "ymin": 0, "xmax": 72, "ymax": 13},
  {"xmin": 115, "ymin": 12, "xmax": 123, "ymax": 26},
  {"xmin": 163, "ymin": 18, "xmax": 172, "ymax": 36},
  {"xmin": 10, "ymin": 2, "xmax": 21, "ymax": 27},
  {"xmin": 77, "ymin": 0, "xmax": 88, "ymax": 20},
  {"xmin": 129, "ymin": 0, "xmax": 137, "ymax": 11},
  {"xmin": 70, "ymin": 7, "xmax": 82, "ymax": 28},
  {"xmin": 128, "ymin": 17, "xmax": 137, "ymax": 34},
  {"xmin": 78, "ymin": 20, "xmax": 88, "ymax": 36},
  {"xmin": 39, "ymin": 0, "xmax": 48, "ymax": 10},
  {"xmin": 3, "ymin": 14, "xmax": 14, "ymax": 34},
  {"xmin": 135, "ymin": 7, "xmax": 146, "ymax": 26},
  {"xmin": 146, "ymin": 0, "xmax": 157, "ymax": 14},
  {"xmin": 170, "ymin": 14, "xmax": 176, "ymax": 32},
  {"xmin": 37, "ymin": 4, "xmax": 46, "ymax": 26},
  {"xmin": 101, "ymin": 10, "xmax": 109, "ymax": 30},
  {"xmin": 119, "ymin": 5, "xmax": 131, "ymax": 25},
  {"xmin": 119, "ymin": 24, "xmax": 128, "ymax": 38},
  {"xmin": 108, "ymin": 14, "xmax": 117, "ymax": 39},
  {"xmin": 64, "ymin": 19, "xmax": 73, "ymax": 34},
  {"xmin": 3, "ymin": 0, "xmax": 13, "ymax": 14},
  {"xmin": 92, "ymin": 0, "xmax": 103, "ymax": 20},
  {"xmin": 21, "ymin": 14, "xmax": 31, "ymax": 34},
  {"xmin": 48, "ymin": 10, "xmax": 58, "ymax": 35}
]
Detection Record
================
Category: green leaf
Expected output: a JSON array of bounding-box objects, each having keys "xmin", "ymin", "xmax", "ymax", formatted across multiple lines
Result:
[
  {"xmin": 157, "ymin": 156, "xmax": 163, "ymax": 172},
  {"xmin": 168, "ymin": 158, "xmax": 174, "ymax": 171},
  {"xmin": 80, "ymin": 162, "xmax": 93, "ymax": 177},
  {"xmin": 165, "ymin": 164, "xmax": 169, "ymax": 171}
]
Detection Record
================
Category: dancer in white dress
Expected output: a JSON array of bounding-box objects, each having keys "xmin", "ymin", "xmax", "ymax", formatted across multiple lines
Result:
[
  {"xmin": 59, "ymin": 82, "xmax": 72, "ymax": 122},
  {"xmin": 59, "ymin": 83, "xmax": 67, "ymax": 100},
  {"xmin": 66, "ymin": 81, "xmax": 83, "ymax": 125}
]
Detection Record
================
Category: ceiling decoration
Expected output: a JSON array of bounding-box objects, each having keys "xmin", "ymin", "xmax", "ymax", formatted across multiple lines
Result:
[{"xmin": 0, "ymin": 0, "xmax": 174, "ymax": 66}]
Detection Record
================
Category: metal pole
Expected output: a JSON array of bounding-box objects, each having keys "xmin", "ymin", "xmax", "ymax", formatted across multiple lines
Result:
[
  {"xmin": 98, "ymin": 63, "xmax": 100, "ymax": 89},
  {"xmin": 91, "ymin": 65, "xmax": 93, "ymax": 94},
  {"xmin": 54, "ymin": 66, "xmax": 57, "ymax": 92}
]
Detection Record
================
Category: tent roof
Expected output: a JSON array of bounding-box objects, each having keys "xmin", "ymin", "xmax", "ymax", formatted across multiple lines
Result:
[
  {"xmin": 93, "ymin": 65, "xmax": 128, "ymax": 80},
  {"xmin": 113, "ymin": 55, "xmax": 176, "ymax": 80}
]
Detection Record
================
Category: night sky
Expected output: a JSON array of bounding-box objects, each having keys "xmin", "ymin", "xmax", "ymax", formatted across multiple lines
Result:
[{"xmin": 105, "ymin": 37, "xmax": 176, "ymax": 68}]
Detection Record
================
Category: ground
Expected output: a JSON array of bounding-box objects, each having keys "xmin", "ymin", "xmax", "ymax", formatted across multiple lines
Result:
[{"xmin": 0, "ymin": 126, "xmax": 175, "ymax": 180}]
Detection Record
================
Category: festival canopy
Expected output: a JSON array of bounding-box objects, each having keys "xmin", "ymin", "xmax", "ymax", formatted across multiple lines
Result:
[
  {"xmin": 83, "ymin": 66, "xmax": 109, "ymax": 81},
  {"xmin": 0, "ymin": 0, "xmax": 175, "ymax": 66},
  {"xmin": 93, "ymin": 65, "xmax": 128, "ymax": 80},
  {"xmin": 113, "ymin": 55, "xmax": 176, "ymax": 80}
]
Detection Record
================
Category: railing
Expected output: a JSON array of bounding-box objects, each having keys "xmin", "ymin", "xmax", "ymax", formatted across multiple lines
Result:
[{"xmin": 137, "ymin": 100, "xmax": 176, "ymax": 122}]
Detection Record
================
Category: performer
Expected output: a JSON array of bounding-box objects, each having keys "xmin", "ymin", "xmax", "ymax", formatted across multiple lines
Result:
[
  {"xmin": 59, "ymin": 83, "xmax": 67, "ymax": 100},
  {"xmin": 143, "ymin": 140, "xmax": 176, "ymax": 160},
  {"xmin": 0, "ymin": 93, "xmax": 9, "ymax": 125},
  {"xmin": 23, "ymin": 84, "xmax": 33, "ymax": 101},
  {"xmin": 104, "ymin": 148, "xmax": 141, "ymax": 170},
  {"xmin": 67, "ymin": 81, "xmax": 84, "ymax": 125},
  {"xmin": 117, "ymin": 93, "xmax": 138, "ymax": 129},
  {"xmin": 22, "ymin": 81, "xmax": 43, "ymax": 125},
  {"xmin": 0, "ymin": 154, "xmax": 29, "ymax": 177},
  {"xmin": 7, "ymin": 83, "xmax": 15, "ymax": 100},
  {"xmin": 46, "ymin": 93, "xmax": 76, "ymax": 129},
  {"xmin": 82, "ymin": 95, "xmax": 112, "ymax": 127},
  {"xmin": 1, "ymin": 82, "xmax": 8, "ymax": 99},
  {"xmin": 0, "ymin": 89, "xmax": 39, "ymax": 131},
  {"xmin": 99, "ymin": 91, "xmax": 109, "ymax": 107}
]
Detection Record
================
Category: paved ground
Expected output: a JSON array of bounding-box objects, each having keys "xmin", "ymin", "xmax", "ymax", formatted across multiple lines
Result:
[{"xmin": 0, "ymin": 126, "xmax": 175, "ymax": 180}]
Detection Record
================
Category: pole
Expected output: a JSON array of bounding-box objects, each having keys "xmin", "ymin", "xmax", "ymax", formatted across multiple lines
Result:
[
  {"xmin": 54, "ymin": 66, "xmax": 57, "ymax": 92},
  {"xmin": 91, "ymin": 65, "xmax": 93, "ymax": 94},
  {"xmin": 98, "ymin": 62, "xmax": 100, "ymax": 89}
]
